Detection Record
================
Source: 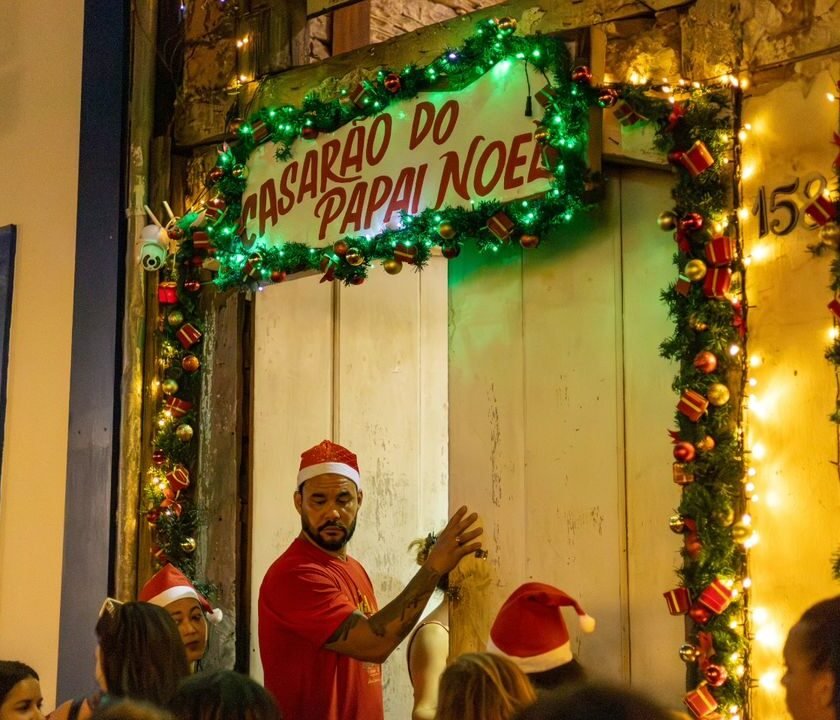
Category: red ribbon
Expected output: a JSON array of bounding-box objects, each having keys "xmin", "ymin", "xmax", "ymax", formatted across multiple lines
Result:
[
  {"xmin": 666, "ymin": 103, "xmax": 686, "ymax": 132},
  {"xmin": 675, "ymin": 227, "xmax": 691, "ymax": 253},
  {"xmin": 832, "ymin": 132, "xmax": 840, "ymax": 169},
  {"xmin": 731, "ymin": 300, "xmax": 745, "ymax": 340},
  {"xmin": 697, "ymin": 631, "xmax": 715, "ymax": 670},
  {"xmin": 668, "ymin": 429, "xmax": 682, "ymax": 444}
]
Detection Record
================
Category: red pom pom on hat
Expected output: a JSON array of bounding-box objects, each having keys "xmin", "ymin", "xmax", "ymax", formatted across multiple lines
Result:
[
  {"xmin": 297, "ymin": 439, "xmax": 361, "ymax": 488},
  {"xmin": 139, "ymin": 563, "xmax": 222, "ymax": 625},
  {"xmin": 487, "ymin": 582, "xmax": 595, "ymax": 673}
]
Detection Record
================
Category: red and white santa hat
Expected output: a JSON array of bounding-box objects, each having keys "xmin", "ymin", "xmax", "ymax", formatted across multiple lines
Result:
[
  {"xmin": 297, "ymin": 439, "xmax": 361, "ymax": 488},
  {"xmin": 139, "ymin": 563, "xmax": 223, "ymax": 625},
  {"xmin": 487, "ymin": 582, "xmax": 595, "ymax": 673}
]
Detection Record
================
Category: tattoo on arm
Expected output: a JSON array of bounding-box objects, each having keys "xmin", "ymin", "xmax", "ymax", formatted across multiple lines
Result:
[
  {"xmin": 368, "ymin": 566, "xmax": 440, "ymax": 641},
  {"xmin": 327, "ymin": 611, "xmax": 364, "ymax": 644}
]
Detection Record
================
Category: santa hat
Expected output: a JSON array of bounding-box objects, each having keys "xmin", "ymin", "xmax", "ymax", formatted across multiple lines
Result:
[
  {"xmin": 139, "ymin": 563, "xmax": 223, "ymax": 625},
  {"xmin": 487, "ymin": 582, "xmax": 595, "ymax": 673},
  {"xmin": 297, "ymin": 440, "xmax": 361, "ymax": 488}
]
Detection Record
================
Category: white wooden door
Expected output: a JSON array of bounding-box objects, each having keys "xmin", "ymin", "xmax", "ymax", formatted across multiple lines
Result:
[{"xmin": 249, "ymin": 258, "xmax": 449, "ymax": 719}]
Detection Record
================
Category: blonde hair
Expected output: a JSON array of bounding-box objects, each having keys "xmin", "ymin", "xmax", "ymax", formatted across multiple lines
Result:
[
  {"xmin": 435, "ymin": 652, "xmax": 536, "ymax": 720},
  {"xmin": 409, "ymin": 532, "xmax": 449, "ymax": 593}
]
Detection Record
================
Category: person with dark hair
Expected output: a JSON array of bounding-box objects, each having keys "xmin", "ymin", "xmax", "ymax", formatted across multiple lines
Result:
[
  {"xmin": 406, "ymin": 532, "xmax": 451, "ymax": 720},
  {"xmin": 487, "ymin": 583, "xmax": 593, "ymax": 694},
  {"xmin": 89, "ymin": 701, "xmax": 174, "ymax": 720},
  {"xmin": 49, "ymin": 600, "xmax": 190, "ymax": 720},
  {"xmin": 169, "ymin": 670, "xmax": 281, "ymax": 720},
  {"xmin": 0, "ymin": 661, "xmax": 44, "ymax": 720},
  {"xmin": 435, "ymin": 652, "xmax": 536, "ymax": 720},
  {"xmin": 138, "ymin": 564, "xmax": 223, "ymax": 671},
  {"xmin": 513, "ymin": 683, "xmax": 672, "ymax": 720},
  {"xmin": 782, "ymin": 595, "xmax": 840, "ymax": 720},
  {"xmin": 258, "ymin": 440, "xmax": 482, "ymax": 720}
]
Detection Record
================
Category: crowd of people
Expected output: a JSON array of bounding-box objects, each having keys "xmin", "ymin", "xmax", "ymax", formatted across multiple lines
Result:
[{"xmin": 3, "ymin": 440, "xmax": 840, "ymax": 720}]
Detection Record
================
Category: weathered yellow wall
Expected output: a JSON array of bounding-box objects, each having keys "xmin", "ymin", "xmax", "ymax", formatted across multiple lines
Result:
[{"xmin": 0, "ymin": 0, "xmax": 82, "ymax": 707}]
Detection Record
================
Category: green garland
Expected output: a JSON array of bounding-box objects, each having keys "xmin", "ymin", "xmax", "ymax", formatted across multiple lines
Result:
[
  {"xmin": 176, "ymin": 18, "xmax": 602, "ymax": 288},
  {"xmin": 620, "ymin": 85, "xmax": 750, "ymax": 714}
]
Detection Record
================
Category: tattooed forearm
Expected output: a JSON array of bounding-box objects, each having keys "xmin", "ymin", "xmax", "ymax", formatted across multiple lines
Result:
[{"xmin": 327, "ymin": 611, "xmax": 364, "ymax": 644}]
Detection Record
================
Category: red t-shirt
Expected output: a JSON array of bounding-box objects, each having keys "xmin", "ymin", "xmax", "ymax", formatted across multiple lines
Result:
[{"xmin": 258, "ymin": 537, "xmax": 384, "ymax": 720}]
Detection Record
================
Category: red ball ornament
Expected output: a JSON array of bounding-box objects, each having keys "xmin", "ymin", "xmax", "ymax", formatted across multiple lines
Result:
[
  {"xmin": 350, "ymin": 275, "xmax": 365, "ymax": 285},
  {"xmin": 182, "ymin": 354, "xmax": 201, "ymax": 373},
  {"xmin": 693, "ymin": 351, "xmax": 718, "ymax": 374},
  {"xmin": 207, "ymin": 196, "xmax": 226, "ymax": 211},
  {"xmin": 673, "ymin": 441, "xmax": 696, "ymax": 462},
  {"xmin": 680, "ymin": 213, "xmax": 704, "ymax": 232},
  {"xmin": 598, "ymin": 88, "xmax": 619, "ymax": 108},
  {"xmin": 146, "ymin": 508, "xmax": 161, "ymax": 526},
  {"xmin": 191, "ymin": 255, "xmax": 204, "ymax": 267},
  {"xmin": 167, "ymin": 225, "xmax": 184, "ymax": 241},
  {"xmin": 302, "ymin": 125, "xmax": 319, "ymax": 140},
  {"xmin": 441, "ymin": 245, "xmax": 461, "ymax": 259},
  {"xmin": 206, "ymin": 167, "xmax": 225, "ymax": 186},
  {"xmin": 384, "ymin": 73, "xmax": 401, "ymax": 93},
  {"xmin": 152, "ymin": 449, "xmax": 167, "ymax": 466},
  {"xmin": 229, "ymin": 117, "xmax": 244, "ymax": 135},
  {"xmin": 688, "ymin": 605, "xmax": 712, "ymax": 624},
  {"xmin": 571, "ymin": 65, "xmax": 592, "ymax": 85},
  {"xmin": 520, "ymin": 234, "xmax": 541, "ymax": 249},
  {"xmin": 270, "ymin": 270, "xmax": 286, "ymax": 283},
  {"xmin": 333, "ymin": 240, "xmax": 349, "ymax": 257},
  {"xmin": 704, "ymin": 663, "xmax": 729, "ymax": 687},
  {"xmin": 183, "ymin": 279, "xmax": 202, "ymax": 293}
]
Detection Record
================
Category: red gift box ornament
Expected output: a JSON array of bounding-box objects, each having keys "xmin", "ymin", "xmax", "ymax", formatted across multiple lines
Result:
[
  {"xmin": 678, "ymin": 389, "xmax": 709, "ymax": 422},
  {"xmin": 249, "ymin": 120, "xmax": 270, "ymax": 145},
  {"xmin": 675, "ymin": 273, "xmax": 692, "ymax": 297},
  {"xmin": 394, "ymin": 244, "xmax": 418, "ymax": 265},
  {"xmin": 535, "ymin": 84, "xmax": 558, "ymax": 109},
  {"xmin": 664, "ymin": 587, "xmax": 692, "ymax": 615},
  {"xmin": 703, "ymin": 267, "xmax": 732, "ymax": 299},
  {"xmin": 698, "ymin": 578, "xmax": 734, "ymax": 615},
  {"xmin": 487, "ymin": 212, "xmax": 515, "ymax": 242},
  {"xmin": 191, "ymin": 231, "xmax": 210, "ymax": 251},
  {"xmin": 705, "ymin": 236, "xmax": 734, "ymax": 267},
  {"xmin": 349, "ymin": 83, "xmax": 371, "ymax": 110},
  {"xmin": 166, "ymin": 464, "xmax": 190, "ymax": 492},
  {"xmin": 158, "ymin": 281, "xmax": 178, "ymax": 305},
  {"xmin": 673, "ymin": 462, "xmax": 695, "ymax": 486},
  {"xmin": 164, "ymin": 397, "xmax": 193, "ymax": 418},
  {"xmin": 176, "ymin": 323, "xmax": 202, "ymax": 350},
  {"xmin": 613, "ymin": 99, "xmax": 645, "ymax": 126},
  {"xmin": 804, "ymin": 194, "xmax": 838, "ymax": 227},
  {"xmin": 684, "ymin": 683, "xmax": 718, "ymax": 718},
  {"xmin": 670, "ymin": 140, "xmax": 715, "ymax": 178},
  {"xmin": 829, "ymin": 298, "xmax": 840, "ymax": 319}
]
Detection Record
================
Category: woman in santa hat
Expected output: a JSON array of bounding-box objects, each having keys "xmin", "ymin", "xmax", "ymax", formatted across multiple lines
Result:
[{"xmin": 138, "ymin": 564, "xmax": 223, "ymax": 671}]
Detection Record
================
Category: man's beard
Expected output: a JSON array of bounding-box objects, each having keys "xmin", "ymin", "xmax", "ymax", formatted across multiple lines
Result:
[{"xmin": 302, "ymin": 515, "xmax": 357, "ymax": 551}]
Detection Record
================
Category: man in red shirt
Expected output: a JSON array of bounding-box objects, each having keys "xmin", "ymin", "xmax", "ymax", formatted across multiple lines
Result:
[{"xmin": 258, "ymin": 439, "xmax": 482, "ymax": 720}]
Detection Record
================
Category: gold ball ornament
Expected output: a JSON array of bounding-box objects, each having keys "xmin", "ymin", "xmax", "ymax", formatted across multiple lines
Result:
[
  {"xmin": 732, "ymin": 522, "xmax": 751, "ymax": 543},
  {"xmin": 495, "ymin": 16, "xmax": 517, "ymax": 31},
  {"xmin": 438, "ymin": 223, "xmax": 456, "ymax": 240},
  {"xmin": 180, "ymin": 537, "xmax": 197, "ymax": 554},
  {"xmin": 679, "ymin": 644, "xmax": 701, "ymax": 663},
  {"xmin": 689, "ymin": 314, "xmax": 709, "ymax": 332},
  {"xmin": 820, "ymin": 222, "xmax": 840, "ymax": 248},
  {"xmin": 707, "ymin": 383, "xmax": 730, "ymax": 406},
  {"xmin": 669, "ymin": 514, "xmax": 687, "ymax": 534},
  {"xmin": 658, "ymin": 211, "xmax": 678, "ymax": 231},
  {"xmin": 684, "ymin": 259, "xmax": 708, "ymax": 281},
  {"xmin": 175, "ymin": 424, "xmax": 194, "ymax": 442},
  {"xmin": 383, "ymin": 258, "xmax": 403, "ymax": 275},
  {"xmin": 231, "ymin": 164, "xmax": 249, "ymax": 180},
  {"xmin": 696, "ymin": 435, "xmax": 716, "ymax": 452},
  {"xmin": 167, "ymin": 310, "xmax": 184, "ymax": 327},
  {"xmin": 345, "ymin": 248, "xmax": 364, "ymax": 267},
  {"xmin": 533, "ymin": 125, "xmax": 550, "ymax": 144},
  {"xmin": 715, "ymin": 506, "xmax": 735, "ymax": 527},
  {"xmin": 161, "ymin": 378, "xmax": 179, "ymax": 396}
]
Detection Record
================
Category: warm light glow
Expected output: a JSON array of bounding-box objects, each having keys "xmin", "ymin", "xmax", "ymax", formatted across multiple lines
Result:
[
  {"xmin": 751, "ymin": 443, "xmax": 767, "ymax": 460},
  {"xmin": 745, "ymin": 482, "xmax": 755, "ymax": 492},
  {"xmin": 738, "ymin": 206, "xmax": 750, "ymax": 221},
  {"xmin": 738, "ymin": 129, "xmax": 748, "ymax": 142},
  {"xmin": 753, "ymin": 606, "xmax": 768, "ymax": 623},
  {"xmin": 742, "ymin": 577, "xmax": 752, "ymax": 588},
  {"xmin": 740, "ymin": 76, "xmax": 750, "ymax": 89},
  {"xmin": 751, "ymin": 244, "xmax": 770, "ymax": 261},
  {"xmin": 742, "ymin": 164, "xmax": 756, "ymax": 180},
  {"xmin": 828, "ymin": 92, "xmax": 838, "ymax": 103},
  {"xmin": 829, "ymin": 326, "xmax": 840, "ymax": 341},
  {"xmin": 759, "ymin": 668, "xmax": 783, "ymax": 691},
  {"xmin": 749, "ymin": 377, "xmax": 758, "ymax": 387},
  {"xmin": 729, "ymin": 344, "xmax": 741, "ymax": 356},
  {"xmin": 742, "ymin": 513, "xmax": 753, "ymax": 526},
  {"xmin": 747, "ymin": 467, "xmax": 757, "ymax": 477},
  {"xmin": 744, "ymin": 531, "xmax": 760, "ymax": 548}
]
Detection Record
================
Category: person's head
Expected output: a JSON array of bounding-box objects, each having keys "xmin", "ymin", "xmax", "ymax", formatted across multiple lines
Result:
[
  {"xmin": 138, "ymin": 564, "xmax": 223, "ymax": 666},
  {"xmin": 488, "ymin": 583, "xmax": 594, "ymax": 692},
  {"xmin": 513, "ymin": 683, "xmax": 672, "ymax": 720},
  {"xmin": 90, "ymin": 699, "xmax": 175, "ymax": 720},
  {"xmin": 436, "ymin": 652, "xmax": 536, "ymax": 720},
  {"xmin": 409, "ymin": 532, "xmax": 449, "ymax": 594},
  {"xmin": 294, "ymin": 440, "xmax": 363, "ymax": 553},
  {"xmin": 0, "ymin": 662, "xmax": 43, "ymax": 720},
  {"xmin": 169, "ymin": 670, "xmax": 281, "ymax": 720},
  {"xmin": 95, "ymin": 600, "xmax": 190, "ymax": 706},
  {"xmin": 783, "ymin": 596, "xmax": 840, "ymax": 720}
]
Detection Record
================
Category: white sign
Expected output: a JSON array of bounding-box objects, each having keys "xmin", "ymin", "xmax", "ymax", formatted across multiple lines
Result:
[{"xmin": 241, "ymin": 62, "xmax": 553, "ymax": 248}]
